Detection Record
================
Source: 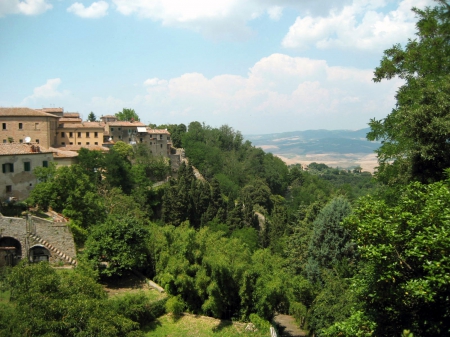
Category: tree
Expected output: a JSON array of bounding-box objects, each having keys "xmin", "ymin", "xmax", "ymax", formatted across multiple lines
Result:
[
  {"xmin": 338, "ymin": 177, "xmax": 450, "ymax": 336},
  {"xmin": 88, "ymin": 111, "xmax": 96, "ymax": 122},
  {"xmin": 368, "ymin": 2, "xmax": 450, "ymax": 184},
  {"xmin": 84, "ymin": 215, "xmax": 150, "ymax": 277},
  {"xmin": 305, "ymin": 196, "xmax": 353, "ymax": 284},
  {"xmin": 115, "ymin": 108, "xmax": 140, "ymax": 121}
]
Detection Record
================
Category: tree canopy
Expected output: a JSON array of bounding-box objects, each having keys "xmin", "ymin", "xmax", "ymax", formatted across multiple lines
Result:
[{"xmin": 115, "ymin": 108, "xmax": 140, "ymax": 121}]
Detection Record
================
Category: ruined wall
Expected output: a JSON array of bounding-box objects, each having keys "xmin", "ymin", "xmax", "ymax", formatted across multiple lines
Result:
[{"xmin": 0, "ymin": 213, "xmax": 76, "ymax": 265}]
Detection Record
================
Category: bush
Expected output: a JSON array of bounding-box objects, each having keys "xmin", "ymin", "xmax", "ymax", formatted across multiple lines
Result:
[{"xmin": 165, "ymin": 296, "xmax": 185, "ymax": 317}]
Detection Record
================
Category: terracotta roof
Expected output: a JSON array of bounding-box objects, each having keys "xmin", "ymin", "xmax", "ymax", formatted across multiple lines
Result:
[
  {"xmin": 39, "ymin": 108, "xmax": 64, "ymax": 113},
  {"xmin": 59, "ymin": 118, "xmax": 82, "ymax": 123},
  {"xmin": 58, "ymin": 122, "xmax": 105, "ymax": 129},
  {"xmin": 0, "ymin": 107, "xmax": 58, "ymax": 118},
  {"xmin": 148, "ymin": 129, "xmax": 171, "ymax": 135},
  {"xmin": 53, "ymin": 144, "xmax": 109, "ymax": 152},
  {"xmin": 102, "ymin": 115, "xmax": 116, "ymax": 118},
  {"xmin": 63, "ymin": 113, "xmax": 80, "ymax": 118},
  {"xmin": 0, "ymin": 143, "xmax": 54, "ymax": 156},
  {"xmin": 107, "ymin": 121, "xmax": 146, "ymax": 126},
  {"xmin": 50, "ymin": 148, "xmax": 79, "ymax": 158}
]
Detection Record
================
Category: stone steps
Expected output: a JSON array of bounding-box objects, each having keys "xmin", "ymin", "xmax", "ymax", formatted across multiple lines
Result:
[{"xmin": 27, "ymin": 232, "xmax": 77, "ymax": 266}]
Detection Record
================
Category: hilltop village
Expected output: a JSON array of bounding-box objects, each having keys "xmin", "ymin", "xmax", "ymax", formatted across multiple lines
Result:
[{"xmin": 0, "ymin": 107, "xmax": 178, "ymax": 202}]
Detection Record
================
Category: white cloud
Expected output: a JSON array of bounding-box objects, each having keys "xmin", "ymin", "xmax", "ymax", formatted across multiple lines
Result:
[
  {"xmin": 21, "ymin": 78, "xmax": 69, "ymax": 105},
  {"xmin": 282, "ymin": 0, "xmax": 434, "ymax": 51},
  {"xmin": 0, "ymin": 0, "xmax": 52, "ymax": 17},
  {"xmin": 67, "ymin": 1, "xmax": 109, "ymax": 18},
  {"xmin": 267, "ymin": 6, "xmax": 282, "ymax": 21},
  {"xmin": 134, "ymin": 53, "xmax": 401, "ymax": 133}
]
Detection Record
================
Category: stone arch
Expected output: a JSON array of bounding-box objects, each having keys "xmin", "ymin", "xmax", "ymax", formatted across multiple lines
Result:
[
  {"xmin": 0, "ymin": 236, "xmax": 22, "ymax": 267},
  {"xmin": 29, "ymin": 245, "xmax": 51, "ymax": 263}
]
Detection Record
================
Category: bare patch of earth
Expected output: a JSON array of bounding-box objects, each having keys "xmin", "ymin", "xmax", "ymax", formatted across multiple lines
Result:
[
  {"xmin": 102, "ymin": 274, "xmax": 165, "ymax": 299},
  {"xmin": 273, "ymin": 314, "xmax": 307, "ymax": 337},
  {"xmin": 276, "ymin": 152, "xmax": 378, "ymax": 173}
]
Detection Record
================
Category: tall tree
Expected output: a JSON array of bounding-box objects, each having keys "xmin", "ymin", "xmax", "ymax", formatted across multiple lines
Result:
[
  {"xmin": 368, "ymin": 2, "xmax": 450, "ymax": 184},
  {"xmin": 87, "ymin": 111, "xmax": 96, "ymax": 122},
  {"xmin": 115, "ymin": 108, "xmax": 140, "ymax": 121}
]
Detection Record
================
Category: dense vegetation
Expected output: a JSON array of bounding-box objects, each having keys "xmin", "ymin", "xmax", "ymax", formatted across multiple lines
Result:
[{"xmin": 1, "ymin": 1, "xmax": 450, "ymax": 336}]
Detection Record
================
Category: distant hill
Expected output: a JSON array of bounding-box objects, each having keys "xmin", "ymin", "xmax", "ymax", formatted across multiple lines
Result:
[{"xmin": 244, "ymin": 128, "xmax": 380, "ymax": 171}]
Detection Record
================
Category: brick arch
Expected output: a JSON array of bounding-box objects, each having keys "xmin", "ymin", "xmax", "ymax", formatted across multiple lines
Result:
[{"xmin": 0, "ymin": 236, "xmax": 22, "ymax": 267}]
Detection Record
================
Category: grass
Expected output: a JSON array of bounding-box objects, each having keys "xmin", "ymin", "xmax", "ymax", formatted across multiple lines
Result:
[
  {"xmin": 0, "ymin": 290, "xmax": 10, "ymax": 303},
  {"xmin": 143, "ymin": 313, "xmax": 270, "ymax": 337}
]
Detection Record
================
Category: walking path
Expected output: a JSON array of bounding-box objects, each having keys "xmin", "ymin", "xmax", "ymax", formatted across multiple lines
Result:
[{"xmin": 273, "ymin": 314, "xmax": 307, "ymax": 337}]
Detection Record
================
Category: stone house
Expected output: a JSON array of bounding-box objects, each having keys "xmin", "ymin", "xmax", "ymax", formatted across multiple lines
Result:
[
  {"xmin": 56, "ymin": 122, "xmax": 105, "ymax": 147},
  {"xmin": 148, "ymin": 129, "xmax": 172, "ymax": 157},
  {"xmin": 0, "ymin": 107, "xmax": 59, "ymax": 148},
  {"xmin": 0, "ymin": 143, "xmax": 54, "ymax": 201}
]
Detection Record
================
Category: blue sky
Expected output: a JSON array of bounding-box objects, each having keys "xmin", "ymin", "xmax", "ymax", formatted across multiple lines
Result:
[{"xmin": 0, "ymin": 0, "xmax": 434, "ymax": 134}]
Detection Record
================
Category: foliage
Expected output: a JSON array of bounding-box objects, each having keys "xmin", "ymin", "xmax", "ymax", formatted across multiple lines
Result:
[
  {"xmin": 88, "ymin": 111, "xmax": 96, "ymax": 122},
  {"xmin": 342, "ymin": 178, "xmax": 450, "ymax": 336},
  {"xmin": 116, "ymin": 108, "xmax": 140, "ymax": 121},
  {"xmin": 165, "ymin": 296, "xmax": 185, "ymax": 317},
  {"xmin": 368, "ymin": 2, "xmax": 450, "ymax": 184},
  {"xmin": 1, "ymin": 262, "xmax": 141, "ymax": 337},
  {"xmin": 84, "ymin": 215, "xmax": 150, "ymax": 277}
]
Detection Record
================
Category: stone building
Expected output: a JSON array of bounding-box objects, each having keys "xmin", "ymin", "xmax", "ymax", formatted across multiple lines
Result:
[
  {"xmin": 148, "ymin": 129, "xmax": 172, "ymax": 157},
  {"xmin": 56, "ymin": 122, "xmax": 105, "ymax": 146},
  {"xmin": 0, "ymin": 143, "xmax": 54, "ymax": 201},
  {"xmin": 0, "ymin": 107, "xmax": 59, "ymax": 148}
]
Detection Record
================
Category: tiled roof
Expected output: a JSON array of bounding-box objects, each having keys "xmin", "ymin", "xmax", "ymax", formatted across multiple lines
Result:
[
  {"xmin": 108, "ymin": 121, "xmax": 146, "ymax": 126},
  {"xmin": 53, "ymin": 144, "xmax": 109, "ymax": 152},
  {"xmin": 0, "ymin": 107, "xmax": 58, "ymax": 118},
  {"xmin": 59, "ymin": 118, "xmax": 82, "ymax": 123},
  {"xmin": 102, "ymin": 115, "xmax": 116, "ymax": 118},
  {"xmin": 63, "ymin": 113, "xmax": 80, "ymax": 118},
  {"xmin": 148, "ymin": 129, "xmax": 171, "ymax": 135},
  {"xmin": 58, "ymin": 122, "xmax": 105, "ymax": 129},
  {"xmin": 40, "ymin": 107, "xmax": 64, "ymax": 113},
  {"xmin": 0, "ymin": 143, "xmax": 54, "ymax": 156},
  {"xmin": 49, "ymin": 147, "xmax": 79, "ymax": 158}
]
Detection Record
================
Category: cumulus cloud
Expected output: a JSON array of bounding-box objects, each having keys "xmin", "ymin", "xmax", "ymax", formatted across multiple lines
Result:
[
  {"xmin": 282, "ymin": 0, "xmax": 434, "ymax": 51},
  {"xmin": 21, "ymin": 78, "xmax": 69, "ymax": 105},
  {"xmin": 135, "ymin": 53, "xmax": 401, "ymax": 133},
  {"xmin": 0, "ymin": 0, "xmax": 52, "ymax": 17},
  {"xmin": 67, "ymin": 1, "xmax": 109, "ymax": 18},
  {"xmin": 109, "ymin": 0, "xmax": 354, "ymax": 39}
]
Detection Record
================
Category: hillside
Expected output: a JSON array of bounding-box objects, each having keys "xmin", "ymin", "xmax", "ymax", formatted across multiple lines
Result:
[{"xmin": 245, "ymin": 128, "xmax": 380, "ymax": 172}]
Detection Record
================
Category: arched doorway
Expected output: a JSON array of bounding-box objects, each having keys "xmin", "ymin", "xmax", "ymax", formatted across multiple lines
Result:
[
  {"xmin": 29, "ymin": 245, "xmax": 51, "ymax": 263},
  {"xmin": 0, "ymin": 237, "xmax": 22, "ymax": 267}
]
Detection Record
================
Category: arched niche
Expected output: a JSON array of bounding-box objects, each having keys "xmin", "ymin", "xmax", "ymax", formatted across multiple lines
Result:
[
  {"xmin": 0, "ymin": 237, "xmax": 22, "ymax": 267},
  {"xmin": 29, "ymin": 245, "xmax": 51, "ymax": 263}
]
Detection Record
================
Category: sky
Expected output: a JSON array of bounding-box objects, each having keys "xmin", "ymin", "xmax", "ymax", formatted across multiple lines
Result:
[{"xmin": 0, "ymin": 0, "xmax": 435, "ymax": 134}]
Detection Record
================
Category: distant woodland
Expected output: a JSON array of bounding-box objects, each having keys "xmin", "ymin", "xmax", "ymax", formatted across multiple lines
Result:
[{"xmin": 2, "ymin": 1, "xmax": 450, "ymax": 336}]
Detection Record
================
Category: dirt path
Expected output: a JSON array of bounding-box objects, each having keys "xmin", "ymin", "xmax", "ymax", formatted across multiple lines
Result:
[{"xmin": 273, "ymin": 314, "xmax": 307, "ymax": 337}]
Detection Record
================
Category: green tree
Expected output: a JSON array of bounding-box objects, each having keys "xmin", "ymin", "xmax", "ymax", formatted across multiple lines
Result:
[
  {"xmin": 339, "ymin": 178, "xmax": 450, "ymax": 336},
  {"xmin": 88, "ymin": 111, "xmax": 96, "ymax": 122},
  {"xmin": 368, "ymin": 2, "xmax": 450, "ymax": 184},
  {"xmin": 116, "ymin": 108, "xmax": 140, "ymax": 121},
  {"xmin": 84, "ymin": 215, "xmax": 150, "ymax": 277}
]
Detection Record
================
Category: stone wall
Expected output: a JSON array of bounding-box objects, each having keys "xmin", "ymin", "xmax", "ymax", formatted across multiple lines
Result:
[{"xmin": 0, "ymin": 213, "xmax": 76, "ymax": 266}]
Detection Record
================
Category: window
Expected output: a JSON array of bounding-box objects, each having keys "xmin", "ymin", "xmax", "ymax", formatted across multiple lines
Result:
[
  {"xmin": 167, "ymin": 137, "xmax": 170, "ymax": 140},
  {"xmin": 140, "ymin": 138, "xmax": 143, "ymax": 143},
  {"xmin": 86, "ymin": 132, "xmax": 90, "ymax": 138},
  {"xmin": 3, "ymin": 139, "xmax": 6, "ymax": 143},
  {"xmin": 2, "ymin": 163, "xmax": 14, "ymax": 173},
  {"xmin": 86, "ymin": 142, "xmax": 90, "ymax": 145},
  {"xmin": 18, "ymin": 123, "xmax": 23, "ymax": 130},
  {"xmin": 78, "ymin": 132, "xmax": 81, "ymax": 138},
  {"xmin": 94, "ymin": 132, "xmax": 98, "ymax": 138},
  {"xmin": 24, "ymin": 162, "xmax": 31, "ymax": 172},
  {"xmin": 43, "ymin": 161, "xmax": 48, "ymax": 167},
  {"xmin": 160, "ymin": 135, "xmax": 163, "ymax": 140},
  {"xmin": 118, "ymin": 127, "xmax": 121, "ymax": 131},
  {"xmin": 69, "ymin": 142, "xmax": 73, "ymax": 145},
  {"xmin": 35, "ymin": 123, "xmax": 39, "ymax": 130},
  {"xmin": 36, "ymin": 139, "xmax": 39, "ymax": 144},
  {"xmin": 94, "ymin": 142, "xmax": 98, "ymax": 145},
  {"xmin": 2, "ymin": 123, "xmax": 6, "ymax": 130},
  {"xmin": 69, "ymin": 132, "xmax": 73, "ymax": 137},
  {"xmin": 129, "ymin": 138, "xmax": 131, "ymax": 142},
  {"xmin": 61, "ymin": 132, "xmax": 65, "ymax": 137},
  {"xmin": 6, "ymin": 185, "xmax": 12, "ymax": 193},
  {"xmin": 61, "ymin": 142, "xmax": 65, "ymax": 145},
  {"xmin": 160, "ymin": 144, "xmax": 163, "ymax": 148},
  {"xmin": 111, "ymin": 128, "xmax": 114, "ymax": 131},
  {"xmin": 78, "ymin": 142, "xmax": 81, "ymax": 145},
  {"xmin": 118, "ymin": 136, "xmax": 122, "ymax": 139},
  {"xmin": 150, "ymin": 142, "xmax": 152, "ymax": 145},
  {"xmin": 19, "ymin": 139, "xmax": 23, "ymax": 143}
]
